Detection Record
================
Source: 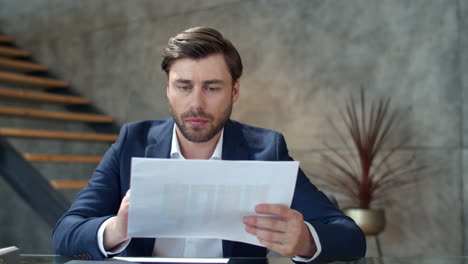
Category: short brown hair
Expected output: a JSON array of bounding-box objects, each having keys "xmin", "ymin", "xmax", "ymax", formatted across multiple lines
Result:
[{"xmin": 161, "ymin": 27, "xmax": 243, "ymax": 82}]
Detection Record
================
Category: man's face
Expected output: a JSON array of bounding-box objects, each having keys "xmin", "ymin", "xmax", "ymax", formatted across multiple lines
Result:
[{"xmin": 167, "ymin": 53, "xmax": 240, "ymax": 143}]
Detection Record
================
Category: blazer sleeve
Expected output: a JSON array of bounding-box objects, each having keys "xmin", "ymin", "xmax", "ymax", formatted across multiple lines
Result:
[
  {"xmin": 52, "ymin": 124, "xmax": 129, "ymax": 260},
  {"xmin": 275, "ymin": 133, "xmax": 366, "ymax": 262}
]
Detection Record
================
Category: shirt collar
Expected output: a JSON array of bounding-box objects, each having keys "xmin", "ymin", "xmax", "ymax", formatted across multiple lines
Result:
[{"xmin": 170, "ymin": 124, "xmax": 224, "ymax": 160}]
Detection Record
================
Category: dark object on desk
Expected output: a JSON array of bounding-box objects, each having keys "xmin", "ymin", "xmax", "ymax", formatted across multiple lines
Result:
[
  {"xmin": 230, "ymin": 258, "xmax": 268, "ymax": 264},
  {"xmin": 0, "ymin": 246, "xmax": 20, "ymax": 264}
]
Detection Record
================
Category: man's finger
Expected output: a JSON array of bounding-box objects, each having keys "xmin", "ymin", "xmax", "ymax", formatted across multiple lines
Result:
[
  {"xmin": 122, "ymin": 189, "xmax": 131, "ymax": 202},
  {"xmin": 243, "ymin": 216, "xmax": 288, "ymax": 232},
  {"xmin": 255, "ymin": 204, "xmax": 293, "ymax": 218},
  {"xmin": 245, "ymin": 225, "xmax": 285, "ymax": 244},
  {"xmin": 257, "ymin": 238, "xmax": 295, "ymax": 258}
]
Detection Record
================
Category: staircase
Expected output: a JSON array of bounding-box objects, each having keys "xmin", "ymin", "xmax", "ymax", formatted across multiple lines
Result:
[{"xmin": 0, "ymin": 33, "xmax": 121, "ymax": 227}]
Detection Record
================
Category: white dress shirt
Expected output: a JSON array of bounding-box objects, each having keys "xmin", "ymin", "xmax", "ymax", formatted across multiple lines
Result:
[{"xmin": 97, "ymin": 124, "xmax": 321, "ymax": 261}]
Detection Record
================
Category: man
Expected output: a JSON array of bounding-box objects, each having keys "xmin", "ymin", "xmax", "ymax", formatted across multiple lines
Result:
[{"xmin": 52, "ymin": 27, "xmax": 366, "ymax": 262}]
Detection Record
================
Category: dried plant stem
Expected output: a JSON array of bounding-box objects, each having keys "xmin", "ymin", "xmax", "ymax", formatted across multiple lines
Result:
[{"xmin": 319, "ymin": 88, "xmax": 424, "ymax": 208}]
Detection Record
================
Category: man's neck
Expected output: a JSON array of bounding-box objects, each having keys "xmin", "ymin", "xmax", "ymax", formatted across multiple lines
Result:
[{"xmin": 176, "ymin": 128, "xmax": 221, "ymax": 159}]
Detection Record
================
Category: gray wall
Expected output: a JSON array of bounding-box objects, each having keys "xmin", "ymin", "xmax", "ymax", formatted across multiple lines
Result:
[{"xmin": 0, "ymin": 0, "xmax": 466, "ymax": 257}]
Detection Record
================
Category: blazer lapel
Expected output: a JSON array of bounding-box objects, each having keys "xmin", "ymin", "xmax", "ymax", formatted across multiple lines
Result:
[
  {"xmin": 222, "ymin": 120, "xmax": 249, "ymax": 161},
  {"xmin": 144, "ymin": 119, "xmax": 174, "ymax": 158}
]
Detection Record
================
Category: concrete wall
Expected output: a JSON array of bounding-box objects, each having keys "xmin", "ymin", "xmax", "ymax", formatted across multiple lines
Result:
[{"xmin": 0, "ymin": 0, "xmax": 466, "ymax": 257}]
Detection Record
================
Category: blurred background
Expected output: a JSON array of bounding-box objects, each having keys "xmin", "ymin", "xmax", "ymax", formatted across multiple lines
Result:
[{"xmin": 0, "ymin": 0, "xmax": 466, "ymax": 258}]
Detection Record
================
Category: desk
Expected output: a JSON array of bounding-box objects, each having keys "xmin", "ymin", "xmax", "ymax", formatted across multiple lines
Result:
[{"xmin": 16, "ymin": 255, "xmax": 468, "ymax": 264}]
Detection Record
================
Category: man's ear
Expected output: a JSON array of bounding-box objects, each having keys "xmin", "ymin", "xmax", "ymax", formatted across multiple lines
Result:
[
  {"xmin": 166, "ymin": 85, "xmax": 172, "ymax": 105},
  {"xmin": 232, "ymin": 79, "xmax": 240, "ymax": 103}
]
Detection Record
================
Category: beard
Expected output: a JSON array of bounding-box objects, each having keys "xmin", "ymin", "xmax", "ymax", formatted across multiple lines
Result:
[{"xmin": 169, "ymin": 100, "xmax": 233, "ymax": 143}]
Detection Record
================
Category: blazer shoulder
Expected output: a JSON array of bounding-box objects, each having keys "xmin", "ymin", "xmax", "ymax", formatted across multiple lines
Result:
[
  {"xmin": 229, "ymin": 119, "xmax": 283, "ymax": 139},
  {"xmin": 227, "ymin": 120, "xmax": 285, "ymax": 153}
]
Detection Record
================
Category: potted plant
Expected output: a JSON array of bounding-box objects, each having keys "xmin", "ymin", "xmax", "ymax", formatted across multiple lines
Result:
[{"xmin": 315, "ymin": 89, "xmax": 426, "ymax": 236}]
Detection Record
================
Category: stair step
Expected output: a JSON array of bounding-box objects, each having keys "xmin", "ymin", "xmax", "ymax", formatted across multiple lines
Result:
[
  {"xmin": 0, "ymin": 35, "xmax": 12, "ymax": 43},
  {"xmin": 24, "ymin": 153, "xmax": 102, "ymax": 163},
  {"xmin": 0, "ymin": 72, "xmax": 68, "ymax": 88},
  {"xmin": 0, "ymin": 127, "xmax": 118, "ymax": 142},
  {"xmin": 0, "ymin": 87, "xmax": 90, "ymax": 105},
  {"xmin": 0, "ymin": 105, "xmax": 113, "ymax": 123},
  {"xmin": 0, "ymin": 58, "xmax": 48, "ymax": 72},
  {"xmin": 50, "ymin": 180, "xmax": 88, "ymax": 189},
  {"xmin": 0, "ymin": 46, "xmax": 29, "ymax": 57}
]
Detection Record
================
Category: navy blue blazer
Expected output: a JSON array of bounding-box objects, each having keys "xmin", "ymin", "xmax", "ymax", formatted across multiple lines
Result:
[{"xmin": 52, "ymin": 119, "xmax": 366, "ymax": 261}]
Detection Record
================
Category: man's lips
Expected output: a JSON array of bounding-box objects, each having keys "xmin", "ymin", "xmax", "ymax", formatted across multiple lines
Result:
[{"xmin": 186, "ymin": 118, "xmax": 208, "ymax": 127}]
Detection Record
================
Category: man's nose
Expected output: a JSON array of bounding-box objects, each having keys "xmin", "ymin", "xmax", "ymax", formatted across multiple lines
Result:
[{"xmin": 190, "ymin": 87, "xmax": 206, "ymax": 109}]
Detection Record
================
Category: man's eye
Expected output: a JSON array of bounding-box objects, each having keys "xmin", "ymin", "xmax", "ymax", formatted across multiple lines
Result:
[
  {"xmin": 178, "ymin": 86, "xmax": 190, "ymax": 91},
  {"xmin": 207, "ymin": 87, "xmax": 219, "ymax": 92}
]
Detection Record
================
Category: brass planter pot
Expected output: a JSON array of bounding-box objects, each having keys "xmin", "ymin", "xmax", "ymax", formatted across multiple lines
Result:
[{"xmin": 343, "ymin": 208, "xmax": 385, "ymax": 236}]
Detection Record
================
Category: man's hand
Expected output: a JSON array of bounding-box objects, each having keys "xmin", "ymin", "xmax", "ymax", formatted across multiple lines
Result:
[
  {"xmin": 103, "ymin": 190, "xmax": 131, "ymax": 250},
  {"xmin": 243, "ymin": 204, "xmax": 317, "ymax": 258}
]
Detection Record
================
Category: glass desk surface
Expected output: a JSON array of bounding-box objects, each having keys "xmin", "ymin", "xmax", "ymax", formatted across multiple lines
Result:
[{"xmin": 16, "ymin": 255, "xmax": 468, "ymax": 264}]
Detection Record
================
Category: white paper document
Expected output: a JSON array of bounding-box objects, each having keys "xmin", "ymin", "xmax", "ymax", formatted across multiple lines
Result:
[
  {"xmin": 113, "ymin": 257, "xmax": 229, "ymax": 263},
  {"xmin": 128, "ymin": 158, "xmax": 299, "ymax": 246}
]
